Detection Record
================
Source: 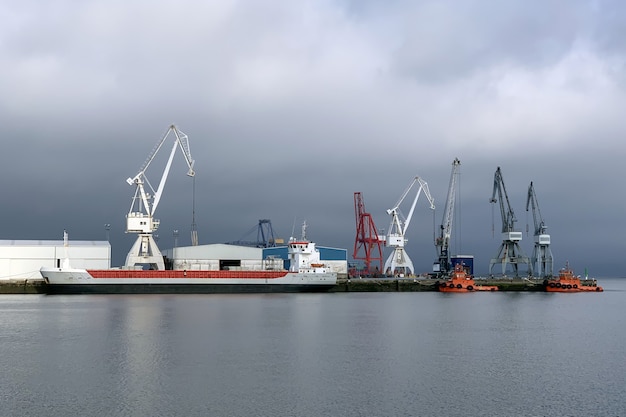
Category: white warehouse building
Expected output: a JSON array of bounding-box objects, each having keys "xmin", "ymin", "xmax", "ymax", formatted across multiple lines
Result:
[
  {"xmin": 0, "ymin": 240, "xmax": 111, "ymax": 280},
  {"xmin": 163, "ymin": 244, "xmax": 266, "ymax": 271},
  {"xmin": 162, "ymin": 243, "xmax": 348, "ymax": 275}
]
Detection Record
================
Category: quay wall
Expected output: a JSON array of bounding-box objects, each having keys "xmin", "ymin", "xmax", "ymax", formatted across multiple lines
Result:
[
  {"xmin": 330, "ymin": 278, "xmax": 546, "ymax": 292},
  {"xmin": 1, "ymin": 278, "xmax": 546, "ymax": 294},
  {"xmin": 0, "ymin": 280, "xmax": 48, "ymax": 294}
]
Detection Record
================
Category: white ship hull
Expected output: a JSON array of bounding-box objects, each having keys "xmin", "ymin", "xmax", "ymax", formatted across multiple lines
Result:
[{"xmin": 40, "ymin": 267, "xmax": 337, "ymax": 294}]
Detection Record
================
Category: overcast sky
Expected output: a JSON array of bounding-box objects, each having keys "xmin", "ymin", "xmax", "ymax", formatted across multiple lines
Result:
[{"xmin": 1, "ymin": 0, "xmax": 625, "ymax": 277}]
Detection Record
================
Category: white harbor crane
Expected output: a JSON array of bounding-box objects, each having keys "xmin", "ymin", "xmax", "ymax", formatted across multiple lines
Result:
[
  {"xmin": 384, "ymin": 176, "xmax": 435, "ymax": 276},
  {"xmin": 125, "ymin": 125, "xmax": 195, "ymax": 270},
  {"xmin": 489, "ymin": 167, "xmax": 531, "ymax": 276},
  {"xmin": 434, "ymin": 158, "xmax": 461, "ymax": 276},
  {"xmin": 526, "ymin": 181, "xmax": 553, "ymax": 278}
]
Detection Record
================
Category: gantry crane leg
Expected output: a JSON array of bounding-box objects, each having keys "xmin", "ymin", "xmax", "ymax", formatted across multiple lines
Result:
[{"xmin": 126, "ymin": 234, "xmax": 165, "ymax": 270}]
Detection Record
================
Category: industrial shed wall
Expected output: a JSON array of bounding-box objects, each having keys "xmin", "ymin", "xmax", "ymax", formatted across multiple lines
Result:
[
  {"xmin": 162, "ymin": 244, "xmax": 348, "ymax": 274},
  {"xmin": 163, "ymin": 244, "xmax": 267, "ymax": 271},
  {"xmin": 164, "ymin": 244, "xmax": 263, "ymax": 260},
  {"xmin": 451, "ymin": 255, "xmax": 475, "ymax": 275},
  {"xmin": 0, "ymin": 240, "xmax": 111, "ymax": 280}
]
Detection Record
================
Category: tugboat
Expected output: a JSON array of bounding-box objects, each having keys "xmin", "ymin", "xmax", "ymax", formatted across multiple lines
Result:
[
  {"xmin": 438, "ymin": 263, "xmax": 499, "ymax": 292},
  {"xmin": 544, "ymin": 263, "xmax": 603, "ymax": 292}
]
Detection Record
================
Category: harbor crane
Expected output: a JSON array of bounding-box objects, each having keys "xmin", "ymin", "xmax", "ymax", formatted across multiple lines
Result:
[
  {"xmin": 384, "ymin": 177, "xmax": 435, "ymax": 276},
  {"xmin": 353, "ymin": 192, "xmax": 384, "ymax": 275},
  {"xmin": 526, "ymin": 181, "xmax": 553, "ymax": 278},
  {"xmin": 125, "ymin": 125, "xmax": 195, "ymax": 270},
  {"xmin": 434, "ymin": 158, "xmax": 461, "ymax": 276},
  {"xmin": 489, "ymin": 167, "xmax": 531, "ymax": 276},
  {"xmin": 227, "ymin": 219, "xmax": 281, "ymax": 248}
]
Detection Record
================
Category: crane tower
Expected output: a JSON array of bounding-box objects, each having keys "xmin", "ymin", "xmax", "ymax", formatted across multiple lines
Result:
[
  {"xmin": 125, "ymin": 125, "xmax": 195, "ymax": 270},
  {"xmin": 526, "ymin": 182, "xmax": 553, "ymax": 278},
  {"xmin": 434, "ymin": 158, "xmax": 461, "ymax": 276},
  {"xmin": 353, "ymin": 192, "xmax": 384, "ymax": 275},
  {"xmin": 489, "ymin": 167, "xmax": 531, "ymax": 276},
  {"xmin": 384, "ymin": 177, "xmax": 435, "ymax": 276}
]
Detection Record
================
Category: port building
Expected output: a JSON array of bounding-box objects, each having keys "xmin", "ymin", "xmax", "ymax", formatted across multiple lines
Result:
[
  {"xmin": 0, "ymin": 239, "xmax": 110, "ymax": 280},
  {"xmin": 0, "ymin": 240, "xmax": 347, "ymax": 280},
  {"xmin": 162, "ymin": 244, "xmax": 348, "ymax": 275}
]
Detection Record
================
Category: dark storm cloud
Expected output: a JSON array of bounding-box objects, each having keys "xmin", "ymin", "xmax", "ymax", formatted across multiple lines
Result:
[
  {"xmin": 1, "ymin": 0, "xmax": 625, "ymax": 276},
  {"xmin": 388, "ymin": 1, "xmax": 590, "ymax": 82}
]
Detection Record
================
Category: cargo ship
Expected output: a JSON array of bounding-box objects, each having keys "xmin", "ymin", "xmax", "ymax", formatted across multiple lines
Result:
[
  {"xmin": 438, "ymin": 263, "xmax": 499, "ymax": 292},
  {"xmin": 544, "ymin": 263, "xmax": 603, "ymax": 292},
  {"xmin": 40, "ymin": 230, "xmax": 337, "ymax": 294}
]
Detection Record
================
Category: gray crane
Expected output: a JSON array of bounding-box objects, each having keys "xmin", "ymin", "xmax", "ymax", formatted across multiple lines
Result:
[
  {"xmin": 489, "ymin": 167, "xmax": 531, "ymax": 276},
  {"xmin": 434, "ymin": 158, "xmax": 461, "ymax": 276},
  {"xmin": 526, "ymin": 182, "xmax": 553, "ymax": 278}
]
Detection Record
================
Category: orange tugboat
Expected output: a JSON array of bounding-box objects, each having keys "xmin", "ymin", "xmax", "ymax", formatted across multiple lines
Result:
[
  {"xmin": 545, "ymin": 263, "xmax": 603, "ymax": 292},
  {"xmin": 438, "ymin": 263, "xmax": 499, "ymax": 292}
]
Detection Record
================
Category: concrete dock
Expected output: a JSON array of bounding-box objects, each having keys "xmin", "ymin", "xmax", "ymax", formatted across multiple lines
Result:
[
  {"xmin": 1, "ymin": 277, "xmax": 548, "ymax": 294},
  {"xmin": 0, "ymin": 280, "xmax": 48, "ymax": 294},
  {"xmin": 330, "ymin": 277, "xmax": 546, "ymax": 292}
]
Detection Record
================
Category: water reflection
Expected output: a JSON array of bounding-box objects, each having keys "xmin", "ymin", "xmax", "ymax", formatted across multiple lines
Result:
[{"xmin": 0, "ymin": 280, "xmax": 625, "ymax": 416}]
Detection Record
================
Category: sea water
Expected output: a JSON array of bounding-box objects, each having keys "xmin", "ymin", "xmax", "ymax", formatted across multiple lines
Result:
[{"xmin": 1, "ymin": 279, "xmax": 625, "ymax": 417}]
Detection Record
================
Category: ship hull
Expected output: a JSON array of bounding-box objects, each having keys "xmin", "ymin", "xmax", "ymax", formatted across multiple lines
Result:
[
  {"xmin": 545, "ymin": 283, "xmax": 603, "ymax": 293},
  {"xmin": 44, "ymin": 283, "xmax": 335, "ymax": 294},
  {"xmin": 544, "ymin": 265, "xmax": 603, "ymax": 292},
  {"xmin": 438, "ymin": 282, "xmax": 498, "ymax": 293},
  {"xmin": 437, "ymin": 263, "xmax": 499, "ymax": 292},
  {"xmin": 40, "ymin": 267, "xmax": 337, "ymax": 294}
]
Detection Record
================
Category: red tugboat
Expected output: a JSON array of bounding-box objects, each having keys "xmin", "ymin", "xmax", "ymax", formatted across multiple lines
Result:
[
  {"xmin": 438, "ymin": 263, "xmax": 499, "ymax": 292},
  {"xmin": 545, "ymin": 263, "xmax": 603, "ymax": 292}
]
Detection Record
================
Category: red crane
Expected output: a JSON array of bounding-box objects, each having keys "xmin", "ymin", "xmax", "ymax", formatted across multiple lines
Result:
[{"xmin": 353, "ymin": 192, "xmax": 383, "ymax": 276}]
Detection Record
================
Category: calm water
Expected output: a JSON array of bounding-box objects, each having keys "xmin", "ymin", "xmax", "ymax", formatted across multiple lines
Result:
[{"xmin": 1, "ymin": 280, "xmax": 625, "ymax": 417}]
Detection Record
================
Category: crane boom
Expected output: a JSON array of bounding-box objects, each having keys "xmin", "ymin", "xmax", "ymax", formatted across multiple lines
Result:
[
  {"xmin": 384, "ymin": 176, "xmax": 435, "ymax": 276},
  {"xmin": 488, "ymin": 167, "xmax": 531, "ymax": 276},
  {"xmin": 526, "ymin": 182, "xmax": 553, "ymax": 277},
  {"xmin": 526, "ymin": 182, "xmax": 547, "ymax": 236},
  {"xmin": 387, "ymin": 177, "xmax": 435, "ymax": 234},
  {"xmin": 434, "ymin": 158, "xmax": 460, "ymax": 275},
  {"xmin": 126, "ymin": 126, "xmax": 195, "ymax": 218},
  {"xmin": 125, "ymin": 125, "xmax": 195, "ymax": 270},
  {"xmin": 490, "ymin": 167, "xmax": 516, "ymax": 233}
]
